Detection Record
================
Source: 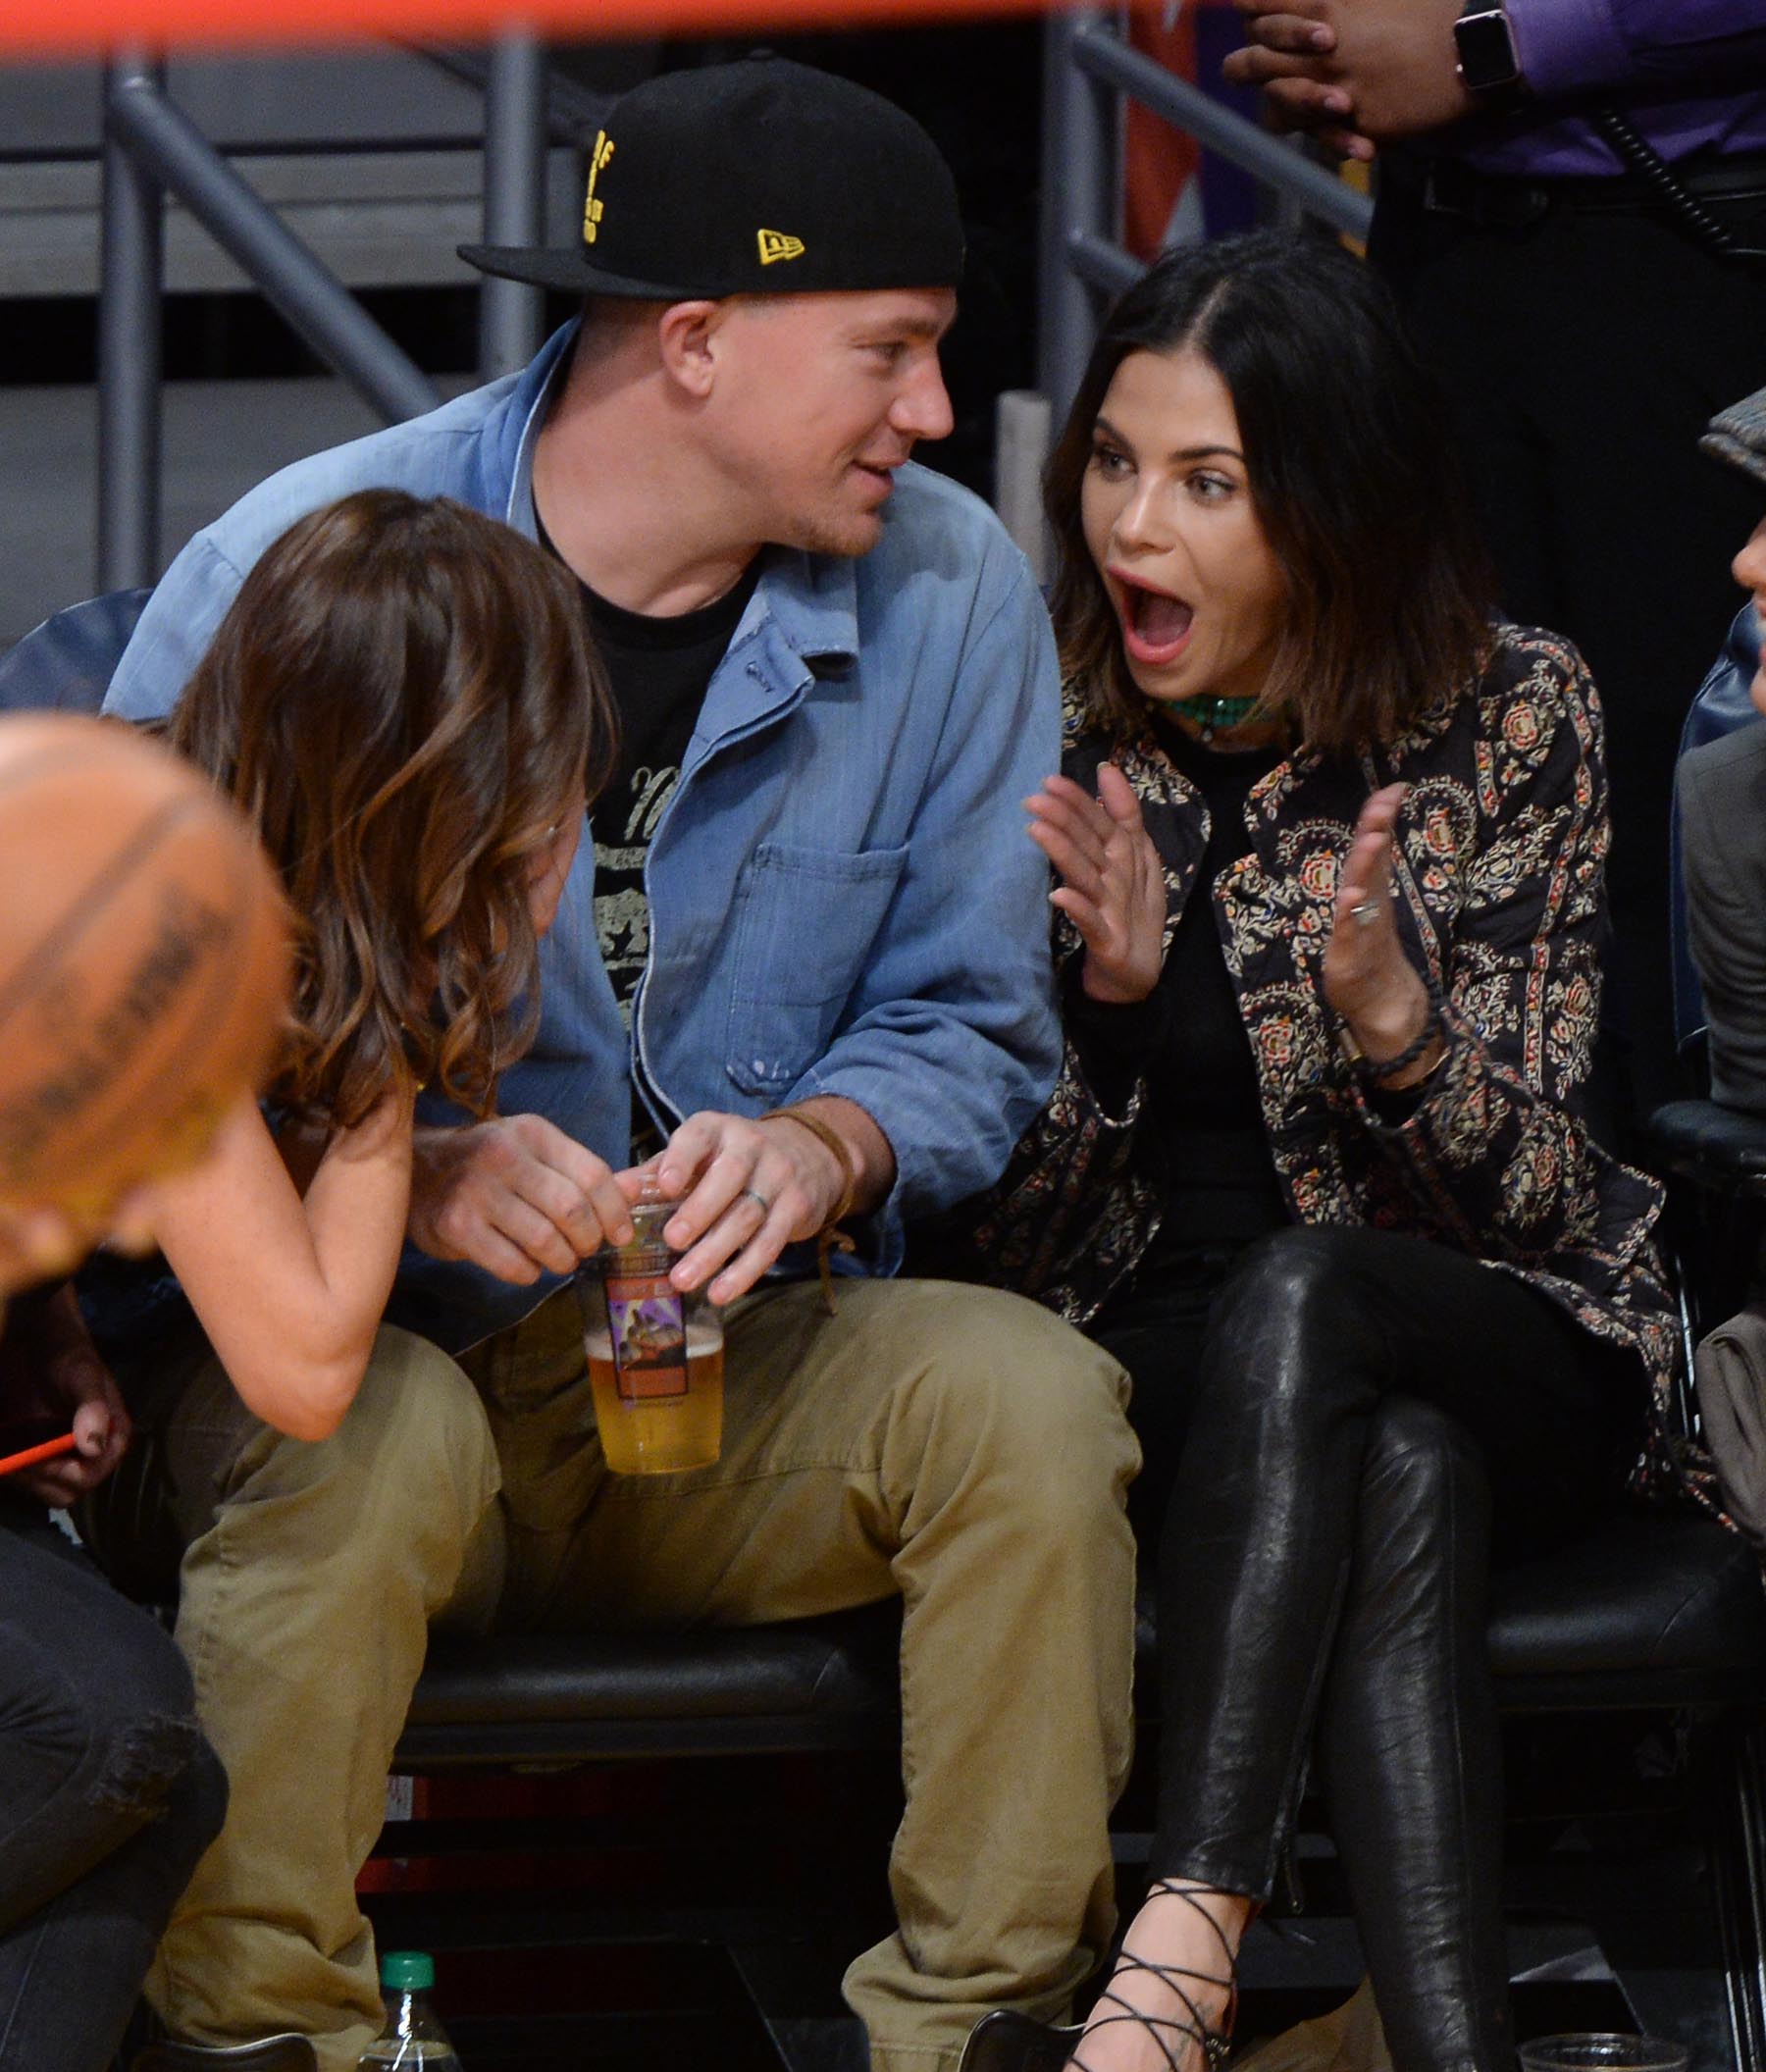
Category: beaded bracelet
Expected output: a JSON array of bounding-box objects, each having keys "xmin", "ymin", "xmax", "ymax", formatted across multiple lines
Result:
[
  {"xmin": 1335, "ymin": 986, "xmax": 1450, "ymax": 1092},
  {"xmin": 759, "ymin": 1105, "xmax": 859, "ymax": 1314}
]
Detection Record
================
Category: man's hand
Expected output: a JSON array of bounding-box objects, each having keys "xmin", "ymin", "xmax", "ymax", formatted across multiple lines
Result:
[
  {"xmin": 0, "ymin": 1284, "xmax": 130, "ymax": 1505},
  {"xmin": 634, "ymin": 1100, "xmax": 890, "ymax": 1307},
  {"xmin": 1224, "ymin": 0, "xmax": 1472, "ymax": 161},
  {"xmin": 409, "ymin": 1115, "xmax": 636, "ymax": 1284}
]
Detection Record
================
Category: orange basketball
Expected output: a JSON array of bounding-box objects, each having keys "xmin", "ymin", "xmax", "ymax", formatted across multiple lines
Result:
[{"xmin": 0, "ymin": 711, "xmax": 289, "ymax": 1221}]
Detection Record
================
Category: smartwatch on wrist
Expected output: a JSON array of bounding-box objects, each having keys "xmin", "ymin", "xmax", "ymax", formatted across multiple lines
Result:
[{"xmin": 1453, "ymin": 0, "xmax": 1526, "ymax": 113}]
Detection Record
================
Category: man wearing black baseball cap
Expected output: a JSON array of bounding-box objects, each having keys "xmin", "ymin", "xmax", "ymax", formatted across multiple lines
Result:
[{"xmin": 106, "ymin": 55, "xmax": 1137, "ymax": 2072}]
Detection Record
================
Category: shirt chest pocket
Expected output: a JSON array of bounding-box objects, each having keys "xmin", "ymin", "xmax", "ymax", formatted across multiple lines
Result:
[{"xmin": 725, "ymin": 841, "xmax": 909, "ymax": 1095}]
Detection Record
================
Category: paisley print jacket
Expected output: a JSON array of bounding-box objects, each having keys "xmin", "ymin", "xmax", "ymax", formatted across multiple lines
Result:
[{"xmin": 953, "ymin": 624, "xmax": 1681, "ymax": 1437}]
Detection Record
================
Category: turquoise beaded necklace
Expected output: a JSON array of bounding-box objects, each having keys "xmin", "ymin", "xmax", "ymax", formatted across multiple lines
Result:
[{"xmin": 1182, "ymin": 692, "xmax": 1263, "ymax": 746}]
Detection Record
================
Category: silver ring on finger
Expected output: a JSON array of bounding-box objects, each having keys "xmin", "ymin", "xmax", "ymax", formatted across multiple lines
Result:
[
  {"xmin": 740, "ymin": 1188, "xmax": 771, "ymax": 1215},
  {"xmin": 1349, "ymin": 899, "xmax": 1382, "ymax": 930}
]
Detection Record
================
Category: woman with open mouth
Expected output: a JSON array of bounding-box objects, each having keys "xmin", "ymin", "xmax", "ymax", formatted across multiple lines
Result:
[{"xmin": 945, "ymin": 230, "xmax": 1677, "ymax": 2072}]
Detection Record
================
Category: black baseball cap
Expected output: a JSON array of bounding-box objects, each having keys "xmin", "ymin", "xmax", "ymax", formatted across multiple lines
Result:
[
  {"xmin": 459, "ymin": 55, "xmax": 964, "ymax": 302},
  {"xmin": 1703, "ymin": 384, "xmax": 1766, "ymax": 493}
]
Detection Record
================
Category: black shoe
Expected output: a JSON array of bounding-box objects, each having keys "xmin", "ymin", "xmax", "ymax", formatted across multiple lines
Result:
[
  {"xmin": 959, "ymin": 2009, "xmax": 1085, "ymax": 2072},
  {"xmin": 132, "ymin": 2039, "xmax": 318, "ymax": 2072}
]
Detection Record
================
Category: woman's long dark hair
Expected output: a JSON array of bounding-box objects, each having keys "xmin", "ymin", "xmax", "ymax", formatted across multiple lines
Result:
[
  {"xmin": 1045, "ymin": 230, "xmax": 1495, "ymax": 751},
  {"xmin": 172, "ymin": 490, "xmax": 615, "ymax": 1126}
]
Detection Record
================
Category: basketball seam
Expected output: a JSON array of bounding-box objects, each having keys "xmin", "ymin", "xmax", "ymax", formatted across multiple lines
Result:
[{"xmin": 0, "ymin": 791, "xmax": 220, "ymax": 1040}]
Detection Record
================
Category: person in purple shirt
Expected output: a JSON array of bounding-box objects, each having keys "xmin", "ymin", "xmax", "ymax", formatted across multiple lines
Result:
[{"xmin": 1225, "ymin": 0, "xmax": 1766, "ymax": 1118}]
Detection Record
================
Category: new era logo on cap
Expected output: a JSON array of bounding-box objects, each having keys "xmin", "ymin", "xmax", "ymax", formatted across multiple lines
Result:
[{"xmin": 757, "ymin": 231, "xmax": 805, "ymax": 266}]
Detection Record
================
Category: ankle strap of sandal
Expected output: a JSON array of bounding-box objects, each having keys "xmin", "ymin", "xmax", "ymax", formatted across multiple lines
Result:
[{"xmin": 1069, "ymin": 1880, "xmax": 1241, "ymax": 2072}]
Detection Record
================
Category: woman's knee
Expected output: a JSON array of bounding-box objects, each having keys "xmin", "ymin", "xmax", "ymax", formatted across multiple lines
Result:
[
  {"xmin": 1358, "ymin": 1396, "xmax": 1491, "ymax": 1553},
  {"xmin": 1199, "ymin": 1227, "xmax": 1387, "ymax": 1428},
  {"xmin": 1362, "ymin": 1396, "xmax": 1481, "ymax": 1491},
  {"xmin": 1215, "ymin": 1227, "xmax": 1368, "ymax": 1331}
]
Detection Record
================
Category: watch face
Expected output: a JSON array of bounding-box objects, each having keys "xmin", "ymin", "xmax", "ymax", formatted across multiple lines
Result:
[{"xmin": 1455, "ymin": 9, "xmax": 1522, "ymax": 91}]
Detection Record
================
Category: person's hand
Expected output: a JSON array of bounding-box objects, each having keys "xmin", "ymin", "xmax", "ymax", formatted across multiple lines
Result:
[
  {"xmin": 629, "ymin": 1109, "xmax": 854, "ymax": 1306},
  {"xmin": 408, "ymin": 1115, "xmax": 635, "ymax": 1284},
  {"xmin": 1322, "ymin": 785, "xmax": 1442, "ymax": 1085},
  {"xmin": 0, "ymin": 1285, "xmax": 130, "ymax": 1504},
  {"xmin": 1026, "ymin": 766, "xmax": 1166, "ymax": 1006},
  {"xmin": 1224, "ymin": 0, "xmax": 1472, "ymax": 161}
]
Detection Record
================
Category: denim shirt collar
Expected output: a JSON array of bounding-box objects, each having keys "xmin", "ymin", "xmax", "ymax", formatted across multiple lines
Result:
[{"xmin": 497, "ymin": 322, "xmax": 574, "ymax": 540}]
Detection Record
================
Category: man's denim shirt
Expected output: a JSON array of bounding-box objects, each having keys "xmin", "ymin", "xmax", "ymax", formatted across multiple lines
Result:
[{"xmin": 106, "ymin": 323, "xmax": 1063, "ymax": 1351}]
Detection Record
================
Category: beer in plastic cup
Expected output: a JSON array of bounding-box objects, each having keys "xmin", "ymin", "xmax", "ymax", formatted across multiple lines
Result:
[
  {"xmin": 1517, "ymin": 2040, "xmax": 1688, "ymax": 2072},
  {"xmin": 575, "ymin": 1200, "xmax": 723, "ymax": 1474}
]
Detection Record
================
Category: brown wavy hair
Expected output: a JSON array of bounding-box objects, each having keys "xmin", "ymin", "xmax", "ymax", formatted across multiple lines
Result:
[
  {"xmin": 171, "ymin": 489, "xmax": 615, "ymax": 1127},
  {"xmin": 1045, "ymin": 231, "xmax": 1495, "ymax": 753}
]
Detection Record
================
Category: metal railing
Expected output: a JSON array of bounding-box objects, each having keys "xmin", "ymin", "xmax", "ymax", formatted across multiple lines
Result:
[
  {"xmin": 95, "ymin": 32, "xmax": 580, "ymax": 591},
  {"xmin": 1037, "ymin": 8, "xmax": 1376, "ymax": 422},
  {"xmin": 93, "ymin": 20, "xmax": 1371, "ymax": 593}
]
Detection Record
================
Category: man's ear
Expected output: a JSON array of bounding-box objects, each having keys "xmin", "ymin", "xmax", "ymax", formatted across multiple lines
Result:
[{"xmin": 656, "ymin": 299, "xmax": 727, "ymax": 400}]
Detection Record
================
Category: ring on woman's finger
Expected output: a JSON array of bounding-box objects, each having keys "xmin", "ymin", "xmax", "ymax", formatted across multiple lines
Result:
[
  {"xmin": 1349, "ymin": 899, "xmax": 1382, "ymax": 929},
  {"xmin": 740, "ymin": 1187, "xmax": 771, "ymax": 1215}
]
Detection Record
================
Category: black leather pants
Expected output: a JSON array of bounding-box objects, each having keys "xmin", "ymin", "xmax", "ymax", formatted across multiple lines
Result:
[{"xmin": 1092, "ymin": 1224, "xmax": 1642, "ymax": 2072}]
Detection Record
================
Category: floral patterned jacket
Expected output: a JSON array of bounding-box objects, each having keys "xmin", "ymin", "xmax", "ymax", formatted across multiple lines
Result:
[{"xmin": 948, "ymin": 624, "xmax": 1681, "ymax": 1437}]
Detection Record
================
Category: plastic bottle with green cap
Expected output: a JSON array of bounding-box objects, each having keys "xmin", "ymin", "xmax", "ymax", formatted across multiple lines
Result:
[{"xmin": 356, "ymin": 1950, "xmax": 462, "ymax": 2068}]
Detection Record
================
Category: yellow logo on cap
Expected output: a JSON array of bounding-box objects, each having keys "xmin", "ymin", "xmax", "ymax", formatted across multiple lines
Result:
[
  {"xmin": 756, "ymin": 230, "xmax": 805, "ymax": 266},
  {"xmin": 583, "ymin": 131, "xmax": 615, "ymax": 245}
]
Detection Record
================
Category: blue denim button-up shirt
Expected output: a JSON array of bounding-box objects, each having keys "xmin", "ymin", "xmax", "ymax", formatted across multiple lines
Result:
[{"xmin": 106, "ymin": 323, "xmax": 1062, "ymax": 1349}]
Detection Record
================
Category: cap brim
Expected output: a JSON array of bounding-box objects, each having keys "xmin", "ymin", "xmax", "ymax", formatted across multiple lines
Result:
[
  {"xmin": 1702, "ymin": 428, "xmax": 1766, "ymax": 495},
  {"xmin": 457, "ymin": 243, "xmax": 702, "ymax": 299}
]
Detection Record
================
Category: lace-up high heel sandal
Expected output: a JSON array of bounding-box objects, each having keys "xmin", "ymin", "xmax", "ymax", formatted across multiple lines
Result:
[
  {"xmin": 957, "ymin": 1880, "xmax": 1241, "ymax": 2072},
  {"xmin": 1067, "ymin": 1880, "xmax": 1240, "ymax": 2072}
]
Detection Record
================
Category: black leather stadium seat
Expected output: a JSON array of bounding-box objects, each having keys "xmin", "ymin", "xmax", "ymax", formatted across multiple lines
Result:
[
  {"xmin": 400, "ymin": 1510, "xmax": 1764, "ymax": 1759},
  {"xmin": 399, "ymin": 1606, "xmax": 903, "ymax": 1768},
  {"xmin": 1490, "ymin": 1509, "xmax": 1766, "ymax": 1712}
]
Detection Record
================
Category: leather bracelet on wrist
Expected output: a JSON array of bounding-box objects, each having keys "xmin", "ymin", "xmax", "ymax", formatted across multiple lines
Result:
[
  {"xmin": 759, "ymin": 1106, "xmax": 859, "ymax": 1314},
  {"xmin": 1336, "ymin": 986, "xmax": 1450, "ymax": 1092}
]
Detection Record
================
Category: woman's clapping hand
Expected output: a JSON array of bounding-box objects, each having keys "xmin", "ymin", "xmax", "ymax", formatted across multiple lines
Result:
[
  {"xmin": 1027, "ymin": 765, "xmax": 1166, "ymax": 1005},
  {"xmin": 1323, "ymin": 783, "xmax": 1440, "ymax": 1083}
]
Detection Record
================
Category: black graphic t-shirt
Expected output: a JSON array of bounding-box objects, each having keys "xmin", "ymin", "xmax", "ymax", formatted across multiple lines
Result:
[
  {"xmin": 584, "ymin": 572, "xmax": 758, "ymax": 1160},
  {"xmin": 540, "ymin": 518, "xmax": 761, "ymax": 1026},
  {"xmin": 537, "ymin": 512, "xmax": 761, "ymax": 1155}
]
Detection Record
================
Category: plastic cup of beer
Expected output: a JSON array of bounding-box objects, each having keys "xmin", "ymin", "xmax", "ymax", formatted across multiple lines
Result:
[
  {"xmin": 575, "ymin": 1201, "xmax": 723, "ymax": 1475},
  {"xmin": 1517, "ymin": 2038, "xmax": 1688, "ymax": 2072}
]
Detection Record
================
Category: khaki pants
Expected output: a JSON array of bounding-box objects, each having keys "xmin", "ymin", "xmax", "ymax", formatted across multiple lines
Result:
[{"xmin": 136, "ymin": 1278, "xmax": 1138, "ymax": 2072}]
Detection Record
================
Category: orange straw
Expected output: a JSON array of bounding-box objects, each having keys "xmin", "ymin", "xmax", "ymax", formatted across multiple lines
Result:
[{"xmin": 0, "ymin": 1432, "xmax": 78, "ymax": 1477}]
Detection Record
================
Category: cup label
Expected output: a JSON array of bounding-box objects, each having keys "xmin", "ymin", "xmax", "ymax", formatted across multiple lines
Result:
[{"xmin": 603, "ymin": 1274, "xmax": 690, "ymax": 1401}]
